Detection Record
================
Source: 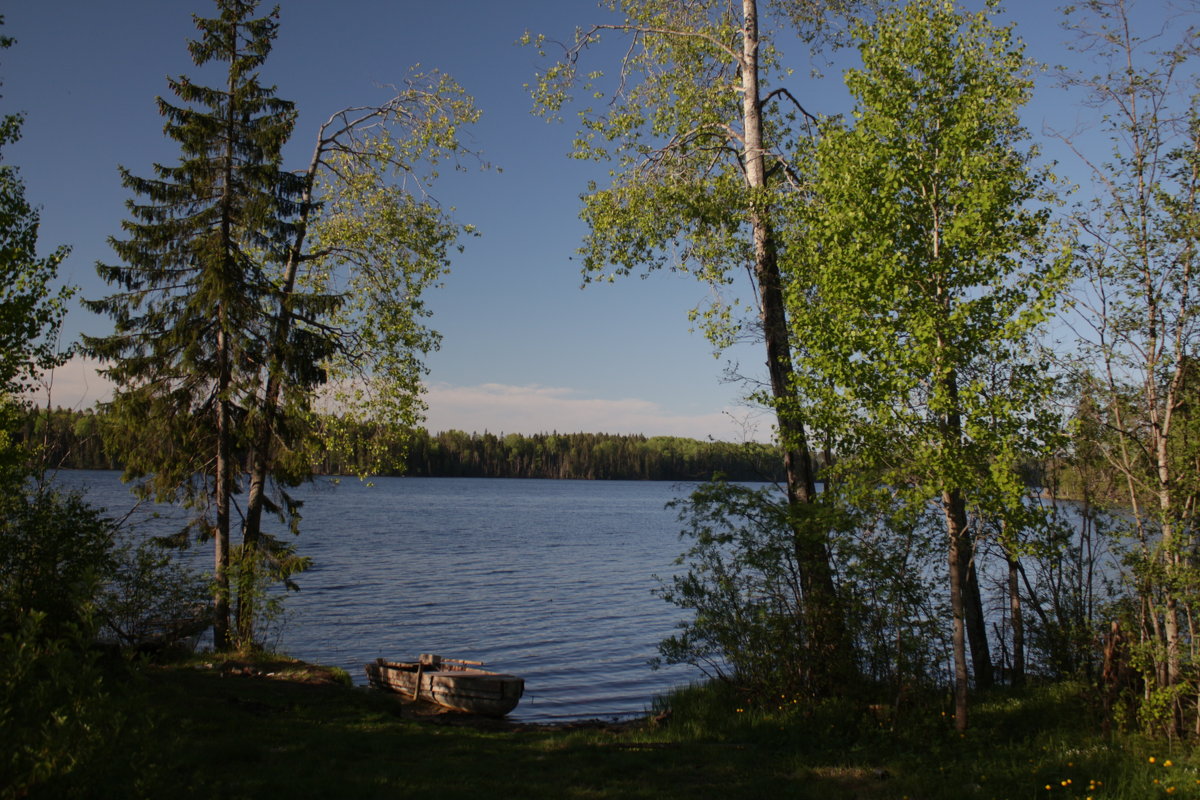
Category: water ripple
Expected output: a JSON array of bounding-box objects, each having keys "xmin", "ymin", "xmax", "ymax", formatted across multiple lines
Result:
[{"xmin": 55, "ymin": 473, "xmax": 733, "ymax": 722}]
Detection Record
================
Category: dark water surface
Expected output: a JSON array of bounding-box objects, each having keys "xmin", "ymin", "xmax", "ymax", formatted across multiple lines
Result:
[{"xmin": 56, "ymin": 471, "xmax": 720, "ymax": 722}]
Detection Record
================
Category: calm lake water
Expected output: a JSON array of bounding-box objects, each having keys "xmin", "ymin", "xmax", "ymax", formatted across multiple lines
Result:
[{"xmin": 55, "ymin": 471, "xmax": 730, "ymax": 722}]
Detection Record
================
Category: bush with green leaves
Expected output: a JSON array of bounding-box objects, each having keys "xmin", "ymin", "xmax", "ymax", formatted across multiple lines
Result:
[
  {"xmin": 0, "ymin": 487, "xmax": 114, "ymax": 638},
  {"xmin": 835, "ymin": 496, "xmax": 948, "ymax": 695},
  {"xmin": 0, "ymin": 479, "xmax": 205, "ymax": 795},
  {"xmin": 97, "ymin": 537, "xmax": 211, "ymax": 651},
  {"xmin": 655, "ymin": 482, "xmax": 809, "ymax": 699},
  {"xmin": 656, "ymin": 480, "xmax": 947, "ymax": 707},
  {"xmin": 655, "ymin": 480, "xmax": 860, "ymax": 701},
  {"xmin": 0, "ymin": 612, "xmax": 132, "ymax": 799}
]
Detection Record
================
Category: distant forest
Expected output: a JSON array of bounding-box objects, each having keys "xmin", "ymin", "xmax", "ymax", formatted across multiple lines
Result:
[{"xmin": 18, "ymin": 406, "xmax": 786, "ymax": 483}]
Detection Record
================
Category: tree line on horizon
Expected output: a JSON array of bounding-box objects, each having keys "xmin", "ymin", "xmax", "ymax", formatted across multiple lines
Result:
[{"xmin": 17, "ymin": 405, "xmax": 787, "ymax": 483}]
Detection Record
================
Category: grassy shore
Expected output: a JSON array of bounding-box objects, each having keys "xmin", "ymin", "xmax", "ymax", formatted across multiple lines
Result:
[{"xmin": 28, "ymin": 654, "xmax": 1200, "ymax": 799}]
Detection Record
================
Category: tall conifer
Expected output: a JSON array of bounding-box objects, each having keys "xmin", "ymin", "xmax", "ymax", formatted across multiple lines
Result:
[{"xmin": 85, "ymin": 0, "xmax": 305, "ymax": 650}]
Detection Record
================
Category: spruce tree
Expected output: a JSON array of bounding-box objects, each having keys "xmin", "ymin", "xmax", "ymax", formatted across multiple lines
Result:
[{"xmin": 85, "ymin": 0, "xmax": 306, "ymax": 650}]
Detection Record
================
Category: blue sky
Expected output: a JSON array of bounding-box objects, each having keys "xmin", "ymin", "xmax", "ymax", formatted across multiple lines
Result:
[{"xmin": 3, "ymin": 1, "xmax": 1191, "ymax": 439}]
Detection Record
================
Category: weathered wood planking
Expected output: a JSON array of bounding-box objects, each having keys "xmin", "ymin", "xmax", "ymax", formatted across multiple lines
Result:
[{"xmin": 365, "ymin": 654, "xmax": 524, "ymax": 716}]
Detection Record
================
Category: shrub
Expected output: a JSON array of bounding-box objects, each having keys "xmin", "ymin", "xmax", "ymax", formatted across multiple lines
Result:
[
  {"xmin": 0, "ymin": 487, "xmax": 114, "ymax": 638},
  {"xmin": 97, "ymin": 538, "xmax": 210, "ymax": 652},
  {"xmin": 0, "ymin": 612, "xmax": 147, "ymax": 799}
]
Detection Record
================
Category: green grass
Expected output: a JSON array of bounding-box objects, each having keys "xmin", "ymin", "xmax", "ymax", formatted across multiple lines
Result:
[
  {"xmin": 25, "ymin": 657, "xmax": 1200, "ymax": 799},
  {"xmin": 647, "ymin": 680, "xmax": 1200, "ymax": 799}
]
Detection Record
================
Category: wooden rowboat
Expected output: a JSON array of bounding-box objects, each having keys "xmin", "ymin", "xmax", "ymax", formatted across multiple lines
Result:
[{"xmin": 364, "ymin": 653, "xmax": 524, "ymax": 716}]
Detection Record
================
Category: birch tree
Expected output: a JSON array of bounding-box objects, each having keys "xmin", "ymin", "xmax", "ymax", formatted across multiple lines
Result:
[
  {"xmin": 1059, "ymin": 0, "xmax": 1200, "ymax": 735},
  {"xmin": 785, "ymin": 0, "xmax": 1067, "ymax": 730},
  {"xmin": 236, "ymin": 75, "xmax": 479, "ymax": 644},
  {"xmin": 530, "ymin": 0, "xmax": 860, "ymax": 690}
]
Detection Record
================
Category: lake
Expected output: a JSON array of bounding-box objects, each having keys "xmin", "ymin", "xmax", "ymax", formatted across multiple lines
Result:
[{"xmin": 54, "ymin": 471, "xmax": 728, "ymax": 722}]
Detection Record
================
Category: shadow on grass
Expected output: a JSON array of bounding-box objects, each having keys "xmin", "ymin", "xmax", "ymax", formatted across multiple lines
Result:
[
  {"xmin": 130, "ymin": 665, "xmax": 856, "ymax": 800},
  {"xmin": 38, "ymin": 663, "xmax": 1191, "ymax": 800}
]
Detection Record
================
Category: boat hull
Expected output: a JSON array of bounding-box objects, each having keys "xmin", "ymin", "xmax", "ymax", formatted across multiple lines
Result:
[{"xmin": 365, "ymin": 657, "xmax": 524, "ymax": 716}]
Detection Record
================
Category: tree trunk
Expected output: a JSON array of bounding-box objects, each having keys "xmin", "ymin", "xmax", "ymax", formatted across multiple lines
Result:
[
  {"xmin": 215, "ymin": 50, "xmax": 238, "ymax": 652},
  {"xmin": 937, "ymin": 357, "xmax": 990, "ymax": 705},
  {"xmin": 1008, "ymin": 553, "xmax": 1025, "ymax": 687},
  {"xmin": 740, "ymin": 0, "xmax": 846, "ymax": 685},
  {"xmin": 938, "ymin": 375, "xmax": 985, "ymax": 726},
  {"xmin": 1157, "ymin": 444, "xmax": 1182, "ymax": 688},
  {"xmin": 213, "ymin": 318, "xmax": 232, "ymax": 652},
  {"xmin": 946, "ymin": 488, "xmax": 970, "ymax": 733},
  {"xmin": 237, "ymin": 131, "xmax": 321, "ymax": 647},
  {"xmin": 966, "ymin": 555, "xmax": 993, "ymax": 690}
]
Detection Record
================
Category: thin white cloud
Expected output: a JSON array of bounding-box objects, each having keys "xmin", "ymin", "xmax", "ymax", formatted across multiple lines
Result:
[
  {"xmin": 423, "ymin": 382, "xmax": 767, "ymax": 441},
  {"xmin": 26, "ymin": 355, "xmax": 116, "ymax": 411},
  {"xmin": 26, "ymin": 359, "xmax": 767, "ymax": 442}
]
